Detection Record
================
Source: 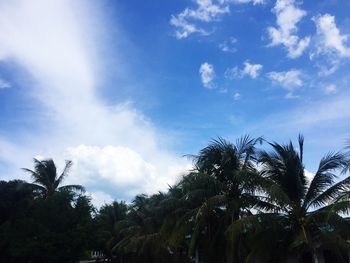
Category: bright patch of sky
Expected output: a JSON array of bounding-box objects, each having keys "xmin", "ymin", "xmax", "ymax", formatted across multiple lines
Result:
[{"xmin": 0, "ymin": 0, "xmax": 350, "ymax": 206}]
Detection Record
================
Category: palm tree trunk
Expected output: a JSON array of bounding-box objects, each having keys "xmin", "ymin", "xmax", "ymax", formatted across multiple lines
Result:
[
  {"xmin": 195, "ymin": 248, "xmax": 199, "ymax": 263},
  {"xmin": 312, "ymin": 249, "xmax": 325, "ymax": 263}
]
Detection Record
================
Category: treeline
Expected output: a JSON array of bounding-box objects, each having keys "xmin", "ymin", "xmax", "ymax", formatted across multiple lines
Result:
[{"xmin": 1, "ymin": 135, "xmax": 350, "ymax": 263}]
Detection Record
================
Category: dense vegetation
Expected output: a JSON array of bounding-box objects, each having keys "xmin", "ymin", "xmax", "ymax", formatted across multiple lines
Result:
[{"xmin": 1, "ymin": 135, "xmax": 350, "ymax": 263}]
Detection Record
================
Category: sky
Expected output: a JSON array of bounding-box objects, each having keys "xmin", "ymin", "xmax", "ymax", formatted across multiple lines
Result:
[{"xmin": 0, "ymin": 0, "xmax": 350, "ymax": 207}]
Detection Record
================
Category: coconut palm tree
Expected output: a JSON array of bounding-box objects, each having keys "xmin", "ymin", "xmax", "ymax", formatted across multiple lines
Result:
[
  {"xmin": 228, "ymin": 135, "xmax": 350, "ymax": 262},
  {"xmin": 109, "ymin": 194, "xmax": 160, "ymax": 261},
  {"xmin": 185, "ymin": 136, "xmax": 267, "ymax": 262},
  {"xmin": 193, "ymin": 136, "xmax": 263, "ymax": 215},
  {"xmin": 95, "ymin": 201, "xmax": 128, "ymax": 262},
  {"xmin": 23, "ymin": 158, "xmax": 84, "ymax": 198}
]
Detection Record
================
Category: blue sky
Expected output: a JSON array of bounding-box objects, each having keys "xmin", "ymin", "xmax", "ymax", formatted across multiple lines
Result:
[{"xmin": 0, "ymin": 0, "xmax": 350, "ymax": 206}]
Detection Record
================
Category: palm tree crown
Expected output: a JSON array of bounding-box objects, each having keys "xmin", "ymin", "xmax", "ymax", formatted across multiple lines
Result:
[
  {"xmin": 23, "ymin": 158, "xmax": 84, "ymax": 198},
  {"xmin": 229, "ymin": 135, "xmax": 350, "ymax": 262}
]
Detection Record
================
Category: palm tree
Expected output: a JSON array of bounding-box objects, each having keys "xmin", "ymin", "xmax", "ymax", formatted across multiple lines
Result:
[
  {"xmin": 193, "ymin": 135, "xmax": 263, "ymax": 221},
  {"xmin": 23, "ymin": 158, "xmax": 84, "ymax": 198},
  {"xmin": 184, "ymin": 136, "xmax": 265, "ymax": 262},
  {"xmin": 228, "ymin": 135, "xmax": 350, "ymax": 262},
  {"xmin": 95, "ymin": 201, "xmax": 128, "ymax": 262},
  {"xmin": 175, "ymin": 172, "xmax": 227, "ymax": 262}
]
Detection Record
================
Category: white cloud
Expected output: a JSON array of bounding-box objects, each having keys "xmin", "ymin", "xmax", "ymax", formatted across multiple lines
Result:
[
  {"xmin": 170, "ymin": 0, "xmax": 265, "ymax": 39},
  {"xmin": 323, "ymin": 84, "xmax": 337, "ymax": 95},
  {"xmin": 89, "ymin": 191, "xmax": 114, "ymax": 209},
  {"xmin": 314, "ymin": 58, "xmax": 339, "ymax": 77},
  {"xmin": 199, "ymin": 62, "xmax": 216, "ymax": 88},
  {"xmin": 267, "ymin": 0, "xmax": 310, "ymax": 58},
  {"xmin": 267, "ymin": 69, "xmax": 303, "ymax": 98},
  {"xmin": 304, "ymin": 169, "xmax": 314, "ymax": 185},
  {"xmin": 0, "ymin": 78, "xmax": 11, "ymax": 89},
  {"xmin": 65, "ymin": 145, "xmax": 187, "ymax": 198},
  {"xmin": 225, "ymin": 61, "xmax": 263, "ymax": 79},
  {"xmin": 219, "ymin": 37, "xmax": 237, "ymax": 53},
  {"xmin": 170, "ymin": 15, "xmax": 207, "ymax": 39},
  {"xmin": 219, "ymin": 0, "xmax": 265, "ymax": 5},
  {"xmin": 0, "ymin": 0, "xmax": 190, "ymax": 203},
  {"xmin": 225, "ymin": 67, "xmax": 240, "ymax": 79},
  {"xmin": 170, "ymin": 0, "xmax": 229, "ymax": 39},
  {"xmin": 313, "ymin": 14, "xmax": 350, "ymax": 58},
  {"xmin": 233, "ymin": 92, "xmax": 241, "ymax": 100},
  {"xmin": 242, "ymin": 61, "xmax": 263, "ymax": 79}
]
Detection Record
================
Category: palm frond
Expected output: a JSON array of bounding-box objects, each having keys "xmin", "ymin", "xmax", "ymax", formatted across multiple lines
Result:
[
  {"xmin": 259, "ymin": 138, "xmax": 307, "ymax": 205},
  {"xmin": 55, "ymin": 160, "xmax": 73, "ymax": 188},
  {"xmin": 303, "ymin": 151, "xmax": 347, "ymax": 209},
  {"xmin": 263, "ymin": 183, "xmax": 291, "ymax": 212},
  {"xmin": 306, "ymin": 175, "xmax": 350, "ymax": 209},
  {"xmin": 317, "ymin": 199, "xmax": 350, "ymax": 215},
  {"xmin": 26, "ymin": 183, "xmax": 46, "ymax": 195},
  {"xmin": 241, "ymin": 194, "xmax": 282, "ymax": 213},
  {"xmin": 58, "ymin": 184, "xmax": 85, "ymax": 193},
  {"xmin": 298, "ymin": 134, "xmax": 304, "ymax": 163}
]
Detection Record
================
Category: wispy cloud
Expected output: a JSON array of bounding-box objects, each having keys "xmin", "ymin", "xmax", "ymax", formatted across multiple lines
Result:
[
  {"xmin": 323, "ymin": 84, "xmax": 337, "ymax": 95},
  {"xmin": 233, "ymin": 92, "xmax": 241, "ymax": 100},
  {"xmin": 241, "ymin": 92, "xmax": 350, "ymax": 162},
  {"xmin": 170, "ymin": 0, "xmax": 264, "ymax": 39},
  {"xmin": 267, "ymin": 0, "xmax": 310, "ymax": 58},
  {"xmin": 267, "ymin": 69, "xmax": 303, "ymax": 98},
  {"xmin": 219, "ymin": 0, "xmax": 265, "ymax": 5},
  {"xmin": 219, "ymin": 37, "xmax": 237, "ymax": 53},
  {"xmin": 0, "ymin": 0, "xmax": 189, "ymax": 201},
  {"xmin": 170, "ymin": 0, "xmax": 229, "ymax": 39},
  {"xmin": 0, "ymin": 78, "xmax": 11, "ymax": 89},
  {"xmin": 225, "ymin": 61, "xmax": 263, "ymax": 79},
  {"xmin": 199, "ymin": 62, "xmax": 216, "ymax": 89}
]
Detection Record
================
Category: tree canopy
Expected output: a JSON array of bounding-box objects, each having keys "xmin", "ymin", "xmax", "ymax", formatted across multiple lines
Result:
[{"xmin": 1, "ymin": 135, "xmax": 350, "ymax": 263}]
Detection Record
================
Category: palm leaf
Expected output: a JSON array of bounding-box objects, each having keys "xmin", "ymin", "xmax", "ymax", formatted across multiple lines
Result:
[
  {"xmin": 306, "ymin": 174, "xmax": 350, "ymax": 209},
  {"xmin": 55, "ymin": 160, "xmax": 73, "ymax": 189},
  {"xmin": 58, "ymin": 184, "xmax": 85, "ymax": 193}
]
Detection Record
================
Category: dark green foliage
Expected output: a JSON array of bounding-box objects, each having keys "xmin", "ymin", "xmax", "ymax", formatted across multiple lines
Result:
[
  {"xmin": 0, "ymin": 183, "xmax": 95, "ymax": 263},
  {"xmin": 0, "ymin": 159, "xmax": 94, "ymax": 263}
]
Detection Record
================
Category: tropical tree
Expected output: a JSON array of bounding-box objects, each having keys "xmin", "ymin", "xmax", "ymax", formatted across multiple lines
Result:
[
  {"xmin": 0, "ymin": 179, "xmax": 94, "ymax": 263},
  {"xmin": 228, "ymin": 135, "xmax": 350, "ymax": 262},
  {"xmin": 23, "ymin": 158, "xmax": 84, "ymax": 198},
  {"xmin": 192, "ymin": 136, "xmax": 263, "ymax": 221},
  {"xmin": 166, "ymin": 172, "xmax": 225, "ymax": 262},
  {"xmin": 94, "ymin": 201, "xmax": 128, "ymax": 262},
  {"xmin": 111, "ymin": 193, "xmax": 183, "ymax": 263},
  {"xmin": 195, "ymin": 136, "xmax": 267, "ymax": 260}
]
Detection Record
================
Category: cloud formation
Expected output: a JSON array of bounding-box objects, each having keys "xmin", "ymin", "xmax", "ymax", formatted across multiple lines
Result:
[
  {"xmin": 313, "ymin": 14, "xmax": 350, "ymax": 58},
  {"xmin": 233, "ymin": 92, "xmax": 241, "ymax": 100},
  {"xmin": 0, "ymin": 0, "xmax": 189, "ymax": 202},
  {"xmin": 170, "ymin": 0, "xmax": 229, "ymax": 39},
  {"xmin": 199, "ymin": 62, "xmax": 216, "ymax": 88},
  {"xmin": 0, "ymin": 78, "xmax": 11, "ymax": 89},
  {"xmin": 323, "ymin": 84, "xmax": 337, "ymax": 95},
  {"xmin": 267, "ymin": 69, "xmax": 303, "ymax": 98},
  {"xmin": 225, "ymin": 61, "xmax": 263, "ymax": 79},
  {"xmin": 267, "ymin": 0, "xmax": 310, "ymax": 58},
  {"xmin": 219, "ymin": 0, "xmax": 265, "ymax": 5},
  {"xmin": 219, "ymin": 37, "xmax": 237, "ymax": 53},
  {"xmin": 170, "ymin": 0, "xmax": 264, "ymax": 39}
]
